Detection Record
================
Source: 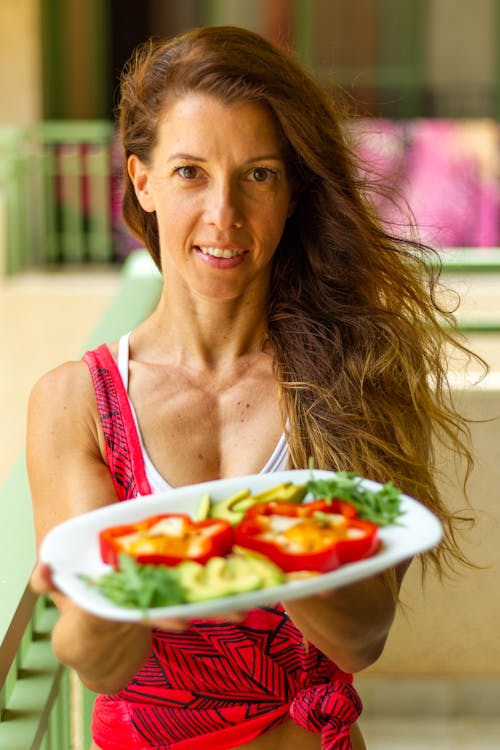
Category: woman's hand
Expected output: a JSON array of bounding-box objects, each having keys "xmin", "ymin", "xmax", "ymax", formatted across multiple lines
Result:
[
  {"xmin": 144, "ymin": 609, "xmax": 246, "ymax": 629},
  {"xmin": 30, "ymin": 559, "xmax": 57, "ymax": 596}
]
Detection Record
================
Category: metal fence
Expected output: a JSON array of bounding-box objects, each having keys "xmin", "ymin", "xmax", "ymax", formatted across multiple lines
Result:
[{"xmin": 0, "ymin": 121, "xmax": 115, "ymax": 275}]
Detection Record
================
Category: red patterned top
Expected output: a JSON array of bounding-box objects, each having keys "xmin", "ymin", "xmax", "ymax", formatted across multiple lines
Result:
[{"xmin": 83, "ymin": 344, "xmax": 362, "ymax": 750}]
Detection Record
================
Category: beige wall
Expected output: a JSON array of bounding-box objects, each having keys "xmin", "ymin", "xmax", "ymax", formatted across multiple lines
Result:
[
  {"xmin": 0, "ymin": 271, "xmax": 120, "ymax": 485},
  {"xmin": 0, "ymin": 0, "xmax": 41, "ymax": 125},
  {"xmin": 368, "ymin": 379, "xmax": 500, "ymax": 677}
]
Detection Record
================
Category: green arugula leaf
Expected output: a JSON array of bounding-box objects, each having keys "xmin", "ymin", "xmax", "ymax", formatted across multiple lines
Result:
[
  {"xmin": 80, "ymin": 554, "xmax": 185, "ymax": 612},
  {"xmin": 307, "ymin": 470, "xmax": 403, "ymax": 526}
]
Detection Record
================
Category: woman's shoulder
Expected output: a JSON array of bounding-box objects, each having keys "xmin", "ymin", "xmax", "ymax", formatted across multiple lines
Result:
[
  {"xmin": 27, "ymin": 358, "xmax": 110, "ymax": 473},
  {"xmin": 30, "ymin": 359, "xmax": 93, "ymax": 401},
  {"xmin": 28, "ymin": 359, "xmax": 100, "ymax": 437}
]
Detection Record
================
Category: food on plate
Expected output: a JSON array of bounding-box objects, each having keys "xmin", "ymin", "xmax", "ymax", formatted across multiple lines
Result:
[
  {"xmin": 176, "ymin": 547, "xmax": 285, "ymax": 602},
  {"xmin": 234, "ymin": 499, "xmax": 380, "ymax": 572},
  {"xmin": 80, "ymin": 473, "xmax": 403, "ymax": 613},
  {"xmin": 81, "ymin": 554, "xmax": 185, "ymax": 610},
  {"xmin": 82, "ymin": 548, "xmax": 285, "ymax": 610},
  {"xmin": 99, "ymin": 514, "xmax": 234, "ymax": 568},
  {"xmin": 207, "ymin": 489, "xmax": 256, "ymax": 526},
  {"xmin": 307, "ymin": 471, "xmax": 403, "ymax": 526},
  {"xmin": 205, "ymin": 482, "xmax": 307, "ymax": 525}
]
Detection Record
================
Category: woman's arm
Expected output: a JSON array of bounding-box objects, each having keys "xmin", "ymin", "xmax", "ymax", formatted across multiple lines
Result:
[
  {"xmin": 28, "ymin": 362, "xmax": 160, "ymax": 694},
  {"xmin": 283, "ymin": 560, "xmax": 411, "ymax": 673}
]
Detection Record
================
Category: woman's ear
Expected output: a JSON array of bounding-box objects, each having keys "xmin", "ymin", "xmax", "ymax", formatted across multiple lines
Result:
[{"xmin": 128, "ymin": 154, "xmax": 156, "ymax": 212}]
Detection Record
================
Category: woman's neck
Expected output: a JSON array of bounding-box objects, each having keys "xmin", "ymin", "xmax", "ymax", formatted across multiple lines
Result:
[{"xmin": 134, "ymin": 282, "xmax": 271, "ymax": 371}]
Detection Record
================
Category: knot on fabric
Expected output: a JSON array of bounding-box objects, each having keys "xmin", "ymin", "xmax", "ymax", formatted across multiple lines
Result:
[{"xmin": 289, "ymin": 680, "xmax": 362, "ymax": 750}]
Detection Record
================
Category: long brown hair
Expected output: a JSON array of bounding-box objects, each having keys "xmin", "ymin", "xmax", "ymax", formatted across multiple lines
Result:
[{"xmin": 118, "ymin": 26, "xmax": 486, "ymax": 574}]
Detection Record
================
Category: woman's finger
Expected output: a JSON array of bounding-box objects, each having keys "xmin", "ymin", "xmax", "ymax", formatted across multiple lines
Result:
[
  {"xmin": 142, "ymin": 617, "xmax": 190, "ymax": 631},
  {"xmin": 30, "ymin": 560, "xmax": 57, "ymax": 594}
]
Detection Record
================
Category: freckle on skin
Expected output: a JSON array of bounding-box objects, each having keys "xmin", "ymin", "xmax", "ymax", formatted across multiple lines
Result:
[
  {"xmin": 197, "ymin": 453, "xmax": 203, "ymax": 460},
  {"xmin": 246, "ymin": 403, "xmax": 250, "ymax": 409}
]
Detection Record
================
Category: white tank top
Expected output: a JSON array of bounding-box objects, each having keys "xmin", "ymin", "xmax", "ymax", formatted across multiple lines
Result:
[{"xmin": 117, "ymin": 333, "xmax": 289, "ymax": 492}]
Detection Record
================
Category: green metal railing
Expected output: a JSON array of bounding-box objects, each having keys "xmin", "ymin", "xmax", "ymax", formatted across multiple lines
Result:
[
  {"xmin": 0, "ymin": 120, "xmax": 115, "ymax": 275},
  {"xmin": 0, "ymin": 452, "xmax": 72, "ymax": 750}
]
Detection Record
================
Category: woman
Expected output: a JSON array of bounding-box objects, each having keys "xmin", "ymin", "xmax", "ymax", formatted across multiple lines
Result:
[{"xmin": 29, "ymin": 26, "xmax": 479, "ymax": 750}]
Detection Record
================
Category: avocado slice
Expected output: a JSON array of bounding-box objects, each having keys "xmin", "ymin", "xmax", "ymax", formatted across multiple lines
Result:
[
  {"xmin": 206, "ymin": 483, "xmax": 307, "ymax": 526},
  {"xmin": 193, "ymin": 492, "xmax": 211, "ymax": 521},
  {"xmin": 250, "ymin": 482, "xmax": 308, "ymax": 505},
  {"xmin": 209, "ymin": 489, "xmax": 253, "ymax": 525},
  {"xmin": 232, "ymin": 546, "xmax": 285, "ymax": 588},
  {"xmin": 177, "ymin": 555, "xmax": 262, "ymax": 602},
  {"xmin": 176, "ymin": 549, "xmax": 286, "ymax": 603}
]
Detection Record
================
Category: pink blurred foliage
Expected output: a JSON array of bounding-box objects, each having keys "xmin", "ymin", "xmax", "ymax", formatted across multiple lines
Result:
[{"xmin": 348, "ymin": 119, "xmax": 500, "ymax": 249}]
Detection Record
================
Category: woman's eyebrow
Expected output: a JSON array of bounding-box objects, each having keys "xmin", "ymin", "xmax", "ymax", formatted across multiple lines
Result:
[
  {"xmin": 167, "ymin": 153, "xmax": 208, "ymax": 162},
  {"xmin": 244, "ymin": 154, "xmax": 285, "ymax": 164},
  {"xmin": 166, "ymin": 153, "xmax": 285, "ymax": 164}
]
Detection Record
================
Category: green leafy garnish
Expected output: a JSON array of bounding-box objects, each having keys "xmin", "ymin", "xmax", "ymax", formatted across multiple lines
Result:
[
  {"xmin": 80, "ymin": 554, "xmax": 185, "ymax": 612},
  {"xmin": 307, "ymin": 470, "xmax": 403, "ymax": 526}
]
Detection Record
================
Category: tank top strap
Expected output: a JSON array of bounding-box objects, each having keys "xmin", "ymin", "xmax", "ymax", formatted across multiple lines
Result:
[
  {"xmin": 117, "ymin": 331, "xmax": 131, "ymax": 389},
  {"xmin": 82, "ymin": 343, "xmax": 152, "ymax": 500}
]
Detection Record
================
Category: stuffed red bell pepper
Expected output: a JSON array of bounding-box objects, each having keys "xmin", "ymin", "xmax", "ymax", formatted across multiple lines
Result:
[
  {"xmin": 99, "ymin": 513, "xmax": 234, "ymax": 568},
  {"xmin": 234, "ymin": 499, "xmax": 380, "ymax": 573}
]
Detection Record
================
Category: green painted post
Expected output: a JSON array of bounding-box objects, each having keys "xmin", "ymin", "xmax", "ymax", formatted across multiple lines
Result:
[
  {"xmin": 14, "ymin": 144, "xmax": 29, "ymax": 271},
  {"xmin": 0, "ymin": 128, "xmax": 29, "ymax": 274},
  {"xmin": 0, "ymin": 155, "xmax": 16, "ymax": 274},
  {"xmin": 87, "ymin": 143, "xmax": 113, "ymax": 262},
  {"xmin": 58, "ymin": 143, "xmax": 86, "ymax": 263},
  {"xmin": 40, "ymin": 144, "xmax": 59, "ymax": 264},
  {"xmin": 22, "ymin": 131, "xmax": 43, "ymax": 268}
]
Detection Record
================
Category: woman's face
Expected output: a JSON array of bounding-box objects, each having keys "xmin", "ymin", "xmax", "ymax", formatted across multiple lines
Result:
[{"xmin": 128, "ymin": 93, "xmax": 294, "ymax": 301}]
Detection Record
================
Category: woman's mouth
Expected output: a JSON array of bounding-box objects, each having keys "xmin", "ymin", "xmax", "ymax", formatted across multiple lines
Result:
[{"xmin": 197, "ymin": 246, "xmax": 246, "ymax": 259}]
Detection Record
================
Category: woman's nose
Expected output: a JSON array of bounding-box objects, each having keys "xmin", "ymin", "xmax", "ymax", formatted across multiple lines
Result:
[{"xmin": 203, "ymin": 179, "xmax": 243, "ymax": 230}]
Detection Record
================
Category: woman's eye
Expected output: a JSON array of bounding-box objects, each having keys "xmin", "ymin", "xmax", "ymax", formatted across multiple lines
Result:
[
  {"xmin": 248, "ymin": 167, "xmax": 276, "ymax": 183},
  {"xmin": 175, "ymin": 165, "xmax": 201, "ymax": 180}
]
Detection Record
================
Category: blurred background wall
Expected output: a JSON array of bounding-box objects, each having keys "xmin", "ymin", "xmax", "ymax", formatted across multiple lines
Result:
[{"xmin": 1, "ymin": 0, "xmax": 499, "ymax": 125}]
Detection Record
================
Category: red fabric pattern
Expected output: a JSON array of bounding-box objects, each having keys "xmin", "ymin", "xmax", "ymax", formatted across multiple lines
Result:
[
  {"xmin": 83, "ymin": 345, "xmax": 362, "ymax": 749},
  {"xmin": 83, "ymin": 345, "xmax": 152, "ymax": 498},
  {"xmin": 290, "ymin": 681, "xmax": 362, "ymax": 749}
]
